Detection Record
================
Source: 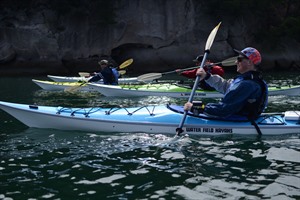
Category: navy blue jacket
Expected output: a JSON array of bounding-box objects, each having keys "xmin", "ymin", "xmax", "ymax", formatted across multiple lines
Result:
[
  {"xmin": 204, "ymin": 71, "xmax": 268, "ymax": 119},
  {"xmin": 88, "ymin": 66, "xmax": 118, "ymax": 85}
]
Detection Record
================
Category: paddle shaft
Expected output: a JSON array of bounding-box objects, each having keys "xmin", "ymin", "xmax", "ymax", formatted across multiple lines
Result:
[
  {"xmin": 64, "ymin": 82, "xmax": 87, "ymax": 92},
  {"xmin": 137, "ymin": 55, "xmax": 235, "ymax": 82},
  {"xmin": 176, "ymin": 52, "xmax": 209, "ymax": 133},
  {"xmin": 163, "ymin": 60, "xmax": 223, "ymax": 75}
]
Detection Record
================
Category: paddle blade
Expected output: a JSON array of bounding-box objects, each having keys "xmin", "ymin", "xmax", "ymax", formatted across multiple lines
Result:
[
  {"xmin": 78, "ymin": 72, "xmax": 90, "ymax": 77},
  {"xmin": 221, "ymin": 56, "xmax": 237, "ymax": 66},
  {"xmin": 137, "ymin": 73, "xmax": 162, "ymax": 82},
  {"xmin": 205, "ymin": 22, "xmax": 221, "ymax": 51},
  {"xmin": 119, "ymin": 58, "xmax": 133, "ymax": 69},
  {"xmin": 118, "ymin": 70, "xmax": 126, "ymax": 75}
]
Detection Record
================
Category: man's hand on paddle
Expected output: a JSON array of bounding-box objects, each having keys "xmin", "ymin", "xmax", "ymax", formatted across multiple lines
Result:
[
  {"xmin": 196, "ymin": 68, "xmax": 207, "ymax": 80},
  {"xmin": 184, "ymin": 102, "xmax": 193, "ymax": 111}
]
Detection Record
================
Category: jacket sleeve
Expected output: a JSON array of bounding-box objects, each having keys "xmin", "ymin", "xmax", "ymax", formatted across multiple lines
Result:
[
  {"xmin": 205, "ymin": 74, "xmax": 232, "ymax": 94},
  {"xmin": 203, "ymin": 81, "xmax": 258, "ymax": 118},
  {"xmin": 210, "ymin": 66, "xmax": 224, "ymax": 77},
  {"xmin": 180, "ymin": 69, "xmax": 197, "ymax": 79},
  {"xmin": 88, "ymin": 73, "xmax": 103, "ymax": 82}
]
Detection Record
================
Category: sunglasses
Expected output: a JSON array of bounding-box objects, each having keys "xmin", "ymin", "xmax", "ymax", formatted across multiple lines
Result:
[{"xmin": 237, "ymin": 57, "xmax": 248, "ymax": 62}]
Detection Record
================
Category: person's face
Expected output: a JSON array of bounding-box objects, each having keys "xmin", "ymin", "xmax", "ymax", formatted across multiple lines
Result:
[
  {"xmin": 100, "ymin": 63, "xmax": 107, "ymax": 69},
  {"xmin": 236, "ymin": 56, "xmax": 253, "ymax": 74},
  {"xmin": 196, "ymin": 60, "xmax": 208, "ymax": 66}
]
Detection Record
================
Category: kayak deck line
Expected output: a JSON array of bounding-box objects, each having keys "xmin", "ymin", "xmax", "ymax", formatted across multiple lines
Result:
[
  {"xmin": 36, "ymin": 103, "xmax": 288, "ymax": 125},
  {"xmin": 18, "ymin": 103, "xmax": 300, "ymax": 123},
  {"xmin": 55, "ymin": 105, "xmax": 157, "ymax": 117}
]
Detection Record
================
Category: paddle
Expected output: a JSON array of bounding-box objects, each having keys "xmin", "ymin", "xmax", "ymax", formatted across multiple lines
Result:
[
  {"xmin": 208, "ymin": 56, "xmax": 237, "ymax": 67},
  {"xmin": 137, "ymin": 56, "xmax": 236, "ymax": 82},
  {"xmin": 176, "ymin": 22, "xmax": 222, "ymax": 136},
  {"xmin": 118, "ymin": 70, "xmax": 127, "ymax": 75},
  {"xmin": 64, "ymin": 82, "xmax": 87, "ymax": 92},
  {"xmin": 119, "ymin": 58, "xmax": 133, "ymax": 69}
]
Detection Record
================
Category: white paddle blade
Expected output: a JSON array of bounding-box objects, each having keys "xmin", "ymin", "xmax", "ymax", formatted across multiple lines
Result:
[
  {"xmin": 78, "ymin": 72, "xmax": 90, "ymax": 77},
  {"xmin": 205, "ymin": 22, "xmax": 222, "ymax": 51},
  {"xmin": 221, "ymin": 56, "xmax": 238, "ymax": 66},
  {"xmin": 137, "ymin": 73, "xmax": 162, "ymax": 82}
]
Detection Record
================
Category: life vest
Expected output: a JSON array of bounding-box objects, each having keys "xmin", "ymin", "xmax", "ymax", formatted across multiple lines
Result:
[
  {"xmin": 110, "ymin": 67, "xmax": 119, "ymax": 85},
  {"xmin": 234, "ymin": 71, "xmax": 268, "ymax": 120}
]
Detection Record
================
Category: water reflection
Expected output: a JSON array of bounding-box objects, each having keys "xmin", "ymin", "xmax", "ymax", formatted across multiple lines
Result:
[{"xmin": 1, "ymin": 130, "xmax": 299, "ymax": 199}]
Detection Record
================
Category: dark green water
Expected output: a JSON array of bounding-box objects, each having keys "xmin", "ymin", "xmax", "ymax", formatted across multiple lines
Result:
[{"xmin": 0, "ymin": 72, "xmax": 300, "ymax": 199}]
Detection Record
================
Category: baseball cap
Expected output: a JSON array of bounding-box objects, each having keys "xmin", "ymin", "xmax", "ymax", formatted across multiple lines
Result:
[
  {"xmin": 98, "ymin": 59, "xmax": 108, "ymax": 65},
  {"xmin": 233, "ymin": 47, "xmax": 261, "ymax": 65},
  {"xmin": 193, "ymin": 55, "xmax": 204, "ymax": 62}
]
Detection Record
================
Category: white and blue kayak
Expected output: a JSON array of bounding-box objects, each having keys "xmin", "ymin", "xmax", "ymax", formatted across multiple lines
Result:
[
  {"xmin": 47, "ymin": 75, "xmax": 139, "ymax": 84},
  {"xmin": 0, "ymin": 101, "xmax": 299, "ymax": 135}
]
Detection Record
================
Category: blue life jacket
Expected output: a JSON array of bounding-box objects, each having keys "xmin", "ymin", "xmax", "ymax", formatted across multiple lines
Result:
[
  {"xmin": 231, "ymin": 71, "xmax": 268, "ymax": 120},
  {"xmin": 111, "ymin": 67, "xmax": 119, "ymax": 85},
  {"xmin": 204, "ymin": 71, "xmax": 268, "ymax": 120}
]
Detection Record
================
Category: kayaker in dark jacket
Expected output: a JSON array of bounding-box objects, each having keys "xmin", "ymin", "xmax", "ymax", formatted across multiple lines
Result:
[
  {"xmin": 176, "ymin": 55, "xmax": 224, "ymax": 91},
  {"xmin": 184, "ymin": 47, "xmax": 268, "ymax": 120},
  {"xmin": 88, "ymin": 59, "xmax": 118, "ymax": 85}
]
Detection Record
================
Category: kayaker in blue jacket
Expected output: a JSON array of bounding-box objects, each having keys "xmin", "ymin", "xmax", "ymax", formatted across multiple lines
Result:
[
  {"xmin": 184, "ymin": 47, "xmax": 268, "ymax": 120},
  {"xmin": 88, "ymin": 59, "xmax": 119, "ymax": 85}
]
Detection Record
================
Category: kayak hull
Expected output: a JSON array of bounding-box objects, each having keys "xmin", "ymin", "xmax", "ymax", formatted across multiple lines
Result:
[
  {"xmin": 88, "ymin": 83, "xmax": 224, "ymax": 98},
  {"xmin": 47, "ymin": 75, "xmax": 139, "ymax": 84},
  {"xmin": 32, "ymin": 79, "xmax": 95, "ymax": 91},
  {"xmin": 0, "ymin": 101, "xmax": 299, "ymax": 135},
  {"xmin": 32, "ymin": 79, "xmax": 300, "ymax": 98},
  {"xmin": 47, "ymin": 75, "xmax": 91, "ymax": 82},
  {"xmin": 88, "ymin": 83, "xmax": 300, "ymax": 98}
]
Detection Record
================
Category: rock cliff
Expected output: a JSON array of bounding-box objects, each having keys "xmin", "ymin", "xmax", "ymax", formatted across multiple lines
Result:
[{"xmin": 0, "ymin": 0, "xmax": 299, "ymax": 76}]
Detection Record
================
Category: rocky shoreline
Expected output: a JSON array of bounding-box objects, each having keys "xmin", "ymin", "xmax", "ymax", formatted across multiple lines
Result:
[{"xmin": 1, "ymin": 0, "xmax": 299, "ymax": 76}]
